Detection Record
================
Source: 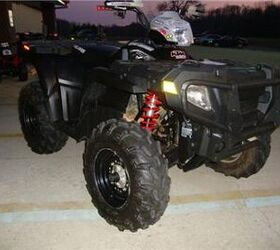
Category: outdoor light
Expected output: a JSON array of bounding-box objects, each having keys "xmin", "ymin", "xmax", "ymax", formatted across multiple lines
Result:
[
  {"xmin": 187, "ymin": 85, "xmax": 212, "ymax": 111},
  {"xmin": 23, "ymin": 44, "xmax": 30, "ymax": 51},
  {"xmin": 162, "ymin": 80, "xmax": 178, "ymax": 95}
]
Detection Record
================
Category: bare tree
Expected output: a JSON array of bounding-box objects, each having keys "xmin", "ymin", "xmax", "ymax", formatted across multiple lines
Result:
[{"xmin": 157, "ymin": 0, "xmax": 205, "ymax": 20}]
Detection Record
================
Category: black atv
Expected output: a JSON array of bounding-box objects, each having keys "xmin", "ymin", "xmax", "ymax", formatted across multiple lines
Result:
[
  {"xmin": 0, "ymin": 42, "xmax": 28, "ymax": 82},
  {"xmin": 18, "ymin": 2, "xmax": 280, "ymax": 231}
]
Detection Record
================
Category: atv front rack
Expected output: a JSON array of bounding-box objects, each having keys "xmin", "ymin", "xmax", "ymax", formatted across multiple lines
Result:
[{"xmin": 179, "ymin": 79, "xmax": 280, "ymax": 162}]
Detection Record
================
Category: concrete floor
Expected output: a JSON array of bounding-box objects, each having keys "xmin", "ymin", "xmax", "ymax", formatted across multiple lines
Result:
[{"xmin": 1, "ymin": 78, "xmax": 280, "ymax": 250}]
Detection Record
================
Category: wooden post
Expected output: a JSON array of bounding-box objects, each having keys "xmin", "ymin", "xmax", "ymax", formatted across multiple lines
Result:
[{"xmin": 42, "ymin": 2, "xmax": 56, "ymax": 37}]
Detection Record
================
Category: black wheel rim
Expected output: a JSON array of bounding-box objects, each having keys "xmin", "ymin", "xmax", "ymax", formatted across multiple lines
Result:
[
  {"xmin": 94, "ymin": 149, "xmax": 130, "ymax": 208},
  {"xmin": 22, "ymin": 103, "xmax": 40, "ymax": 135}
]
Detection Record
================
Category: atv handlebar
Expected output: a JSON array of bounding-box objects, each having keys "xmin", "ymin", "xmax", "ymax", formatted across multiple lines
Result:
[
  {"xmin": 105, "ymin": 0, "xmax": 143, "ymax": 10},
  {"xmin": 104, "ymin": 0, "xmax": 150, "ymax": 30}
]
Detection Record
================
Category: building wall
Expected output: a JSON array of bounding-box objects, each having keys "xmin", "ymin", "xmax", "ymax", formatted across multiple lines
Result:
[{"xmin": 12, "ymin": 3, "xmax": 43, "ymax": 33}]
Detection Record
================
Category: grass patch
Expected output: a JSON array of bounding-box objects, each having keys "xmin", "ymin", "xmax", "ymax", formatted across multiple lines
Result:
[
  {"xmin": 189, "ymin": 46, "xmax": 280, "ymax": 68},
  {"xmin": 247, "ymin": 37, "xmax": 280, "ymax": 50}
]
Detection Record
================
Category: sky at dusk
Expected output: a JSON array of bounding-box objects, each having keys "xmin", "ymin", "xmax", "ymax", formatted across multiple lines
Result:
[{"xmin": 56, "ymin": 0, "xmax": 280, "ymax": 26}]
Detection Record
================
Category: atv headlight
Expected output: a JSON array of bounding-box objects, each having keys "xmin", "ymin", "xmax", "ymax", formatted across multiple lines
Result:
[
  {"xmin": 174, "ymin": 27, "xmax": 193, "ymax": 47},
  {"xmin": 187, "ymin": 85, "xmax": 211, "ymax": 111}
]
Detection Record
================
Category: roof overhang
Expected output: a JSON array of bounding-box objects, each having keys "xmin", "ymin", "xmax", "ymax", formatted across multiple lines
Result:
[
  {"xmin": 15, "ymin": 1, "xmax": 69, "ymax": 10},
  {"xmin": 55, "ymin": 0, "xmax": 69, "ymax": 8}
]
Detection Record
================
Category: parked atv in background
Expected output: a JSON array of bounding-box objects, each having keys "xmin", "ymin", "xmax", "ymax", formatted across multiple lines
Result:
[
  {"xmin": 19, "ymin": 0, "xmax": 280, "ymax": 232},
  {"xmin": 0, "ymin": 41, "xmax": 28, "ymax": 82}
]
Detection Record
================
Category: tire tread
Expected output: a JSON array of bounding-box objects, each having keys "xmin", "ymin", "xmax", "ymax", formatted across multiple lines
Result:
[
  {"xmin": 83, "ymin": 119, "xmax": 170, "ymax": 232},
  {"xmin": 18, "ymin": 81, "xmax": 68, "ymax": 154}
]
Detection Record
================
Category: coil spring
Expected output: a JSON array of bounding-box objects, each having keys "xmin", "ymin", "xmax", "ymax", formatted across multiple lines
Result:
[{"xmin": 140, "ymin": 91, "xmax": 161, "ymax": 132}]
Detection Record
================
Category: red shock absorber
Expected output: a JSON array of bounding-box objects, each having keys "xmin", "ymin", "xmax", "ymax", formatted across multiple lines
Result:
[{"xmin": 140, "ymin": 91, "xmax": 161, "ymax": 132}]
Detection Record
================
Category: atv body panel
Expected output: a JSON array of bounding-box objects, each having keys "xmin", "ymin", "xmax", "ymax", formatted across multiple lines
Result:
[
  {"xmin": 24, "ymin": 41, "xmax": 178, "ymax": 127},
  {"xmin": 27, "ymin": 41, "xmax": 121, "ymax": 112},
  {"xmin": 24, "ymin": 40, "xmax": 280, "ymax": 161}
]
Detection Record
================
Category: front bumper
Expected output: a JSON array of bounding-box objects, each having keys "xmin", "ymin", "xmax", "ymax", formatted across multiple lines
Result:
[
  {"xmin": 164, "ymin": 67, "xmax": 280, "ymax": 161},
  {"xmin": 190, "ymin": 80, "xmax": 279, "ymax": 161}
]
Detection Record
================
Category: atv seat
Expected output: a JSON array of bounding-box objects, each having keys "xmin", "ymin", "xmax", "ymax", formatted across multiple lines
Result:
[{"xmin": 72, "ymin": 42, "xmax": 121, "ymax": 66}]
